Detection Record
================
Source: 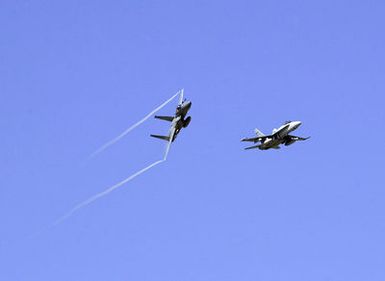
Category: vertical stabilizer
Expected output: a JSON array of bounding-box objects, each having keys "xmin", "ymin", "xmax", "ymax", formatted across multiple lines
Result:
[{"xmin": 254, "ymin": 128, "xmax": 265, "ymax": 137}]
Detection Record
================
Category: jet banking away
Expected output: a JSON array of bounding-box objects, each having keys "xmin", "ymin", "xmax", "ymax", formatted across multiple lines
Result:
[
  {"xmin": 241, "ymin": 121, "xmax": 309, "ymax": 150},
  {"xmin": 151, "ymin": 94, "xmax": 192, "ymax": 142}
]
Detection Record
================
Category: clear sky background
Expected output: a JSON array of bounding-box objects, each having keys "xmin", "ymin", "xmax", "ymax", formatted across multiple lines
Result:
[{"xmin": 1, "ymin": 1, "xmax": 385, "ymax": 280}]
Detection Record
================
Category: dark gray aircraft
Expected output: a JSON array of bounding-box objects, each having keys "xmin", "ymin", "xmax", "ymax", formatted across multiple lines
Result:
[
  {"xmin": 241, "ymin": 121, "xmax": 309, "ymax": 150},
  {"xmin": 151, "ymin": 98, "xmax": 192, "ymax": 142}
]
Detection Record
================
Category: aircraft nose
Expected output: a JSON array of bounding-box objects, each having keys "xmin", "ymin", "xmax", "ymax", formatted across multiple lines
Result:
[{"xmin": 293, "ymin": 121, "xmax": 302, "ymax": 128}]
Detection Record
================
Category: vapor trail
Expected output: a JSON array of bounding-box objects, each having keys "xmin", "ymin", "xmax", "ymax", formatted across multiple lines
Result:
[
  {"xmin": 89, "ymin": 90, "xmax": 181, "ymax": 159},
  {"xmin": 53, "ymin": 159, "xmax": 164, "ymax": 226},
  {"xmin": 30, "ymin": 90, "xmax": 184, "ymax": 236},
  {"xmin": 163, "ymin": 127, "xmax": 176, "ymax": 161},
  {"xmin": 178, "ymin": 88, "xmax": 184, "ymax": 104},
  {"xmin": 53, "ymin": 132, "xmax": 175, "ymax": 226}
]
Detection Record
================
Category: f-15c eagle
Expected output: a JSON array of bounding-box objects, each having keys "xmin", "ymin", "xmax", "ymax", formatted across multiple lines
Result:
[
  {"xmin": 151, "ymin": 95, "xmax": 192, "ymax": 142},
  {"xmin": 241, "ymin": 121, "xmax": 309, "ymax": 150}
]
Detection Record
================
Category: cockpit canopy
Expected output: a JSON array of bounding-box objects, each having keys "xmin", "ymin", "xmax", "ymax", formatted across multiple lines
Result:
[{"xmin": 282, "ymin": 120, "xmax": 292, "ymax": 125}]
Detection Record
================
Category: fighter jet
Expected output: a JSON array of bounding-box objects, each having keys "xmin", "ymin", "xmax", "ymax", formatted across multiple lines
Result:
[
  {"xmin": 241, "ymin": 121, "xmax": 309, "ymax": 150},
  {"xmin": 151, "ymin": 95, "xmax": 192, "ymax": 142}
]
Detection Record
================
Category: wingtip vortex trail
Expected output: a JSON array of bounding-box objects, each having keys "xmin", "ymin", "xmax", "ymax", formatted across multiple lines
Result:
[
  {"xmin": 89, "ymin": 89, "xmax": 182, "ymax": 159},
  {"xmin": 53, "ymin": 159, "xmax": 165, "ymax": 226},
  {"xmin": 27, "ymin": 90, "xmax": 182, "ymax": 239},
  {"xmin": 53, "ymin": 123, "xmax": 176, "ymax": 226}
]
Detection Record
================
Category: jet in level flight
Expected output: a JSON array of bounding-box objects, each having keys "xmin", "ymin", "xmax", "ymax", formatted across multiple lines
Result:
[
  {"xmin": 241, "ymin": 121, "xmax": 309, "ymax": 150},
  {"xmin": 151, "ymin": 97, "xmax": 192, "ymax": 142}
]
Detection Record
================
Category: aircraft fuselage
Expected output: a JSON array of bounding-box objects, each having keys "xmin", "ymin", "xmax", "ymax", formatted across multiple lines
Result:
[
  {"xmin": 151, "ymin": 100, "xmax": 192, "ymax": 142},
  {"xmin": 176, "ymin": 101, "xmax": 192, "ymax": 118},
  {"xmin": 259, "ymin": 121, "xmax": 301, "ymax": 149},
  {"xmin": 242, "ymin": 121, "xmax": 308, "ymax": 150}
]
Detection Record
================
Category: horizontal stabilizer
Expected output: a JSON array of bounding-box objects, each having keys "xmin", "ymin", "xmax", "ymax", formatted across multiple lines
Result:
[
  {"xmin": 154, "ymin": 116, "xmax": 174, "ymax": 122},
  {"xmin": 150, "ymin": 134, "xmax": 170, "ymax": 141},
  {"xmin": 288, "ymin": 135, "xmax": 311, "ymax": 141}
]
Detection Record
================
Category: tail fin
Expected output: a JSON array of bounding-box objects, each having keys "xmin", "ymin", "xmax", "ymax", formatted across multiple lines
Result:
[
  {"xmin": 254, "ymin": 128, "xmax": 265, "ymax": 137},
  {"xmin": 154, "ymin": 116, "xmax": 174, "ymax": 122},
  {"xmin": 150, "ymin": 134, "xmax": 170, "ymax": 141}
]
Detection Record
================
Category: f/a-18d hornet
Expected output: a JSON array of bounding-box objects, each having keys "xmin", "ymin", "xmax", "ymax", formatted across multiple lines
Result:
[
  {"xmin": 151, "ymin": 94, "xmax": 192, "ymax": 142},
  {"xmin": 241, "ymin": 121, "xmax": 309, "ymax": 150}
]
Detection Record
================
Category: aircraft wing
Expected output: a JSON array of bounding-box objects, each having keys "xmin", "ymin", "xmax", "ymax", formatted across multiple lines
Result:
[
  {"xmin": 244, "ymin": 144, "xmax": 261, "ymax": 150},
  {"xmin": 241, "ymin": 135, "xmax": 271, "ymax": 142},
  {"xmin": 155, "ymin": 116, "xmax": 174, "ymax": 122},
  {"xmin": 150, "ymin": 134, "xmax": 171, "ymax": 141},
  {"xmin": 151, "ymin": 114, "xmax": 181, "ymax": 142}
]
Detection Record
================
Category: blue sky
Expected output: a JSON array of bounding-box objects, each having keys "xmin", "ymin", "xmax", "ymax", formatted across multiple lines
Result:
[{"xmin": 1, "ymin": 0, "xmax": 385, "ymax": 280}]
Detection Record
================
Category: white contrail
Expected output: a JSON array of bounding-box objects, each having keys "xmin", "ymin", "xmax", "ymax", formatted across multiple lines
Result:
[
  {"xmin": 53, "ymin": 90, "xmax": 183, "ymax": 225},
  {"xmin": 30, "ymin": 90, "xmax": 185, "ymax": 236},
  {"xmin": 178, "ymin": 88, "xmax": 184, "ymax": 104},
  {"xmin": 53, "ymin": 159, "xmax": 165, "ymax": 226},
  {"xmin": 89, "ymin": 90, "xmax": 181, "ymax": 159},
  {"xmin": 163, "ymin": 127, "xmax": 176, "ymax": 161},
  {"xmin": 53, "ymin": 129, "xmax": 176, "ymax": 226}
]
